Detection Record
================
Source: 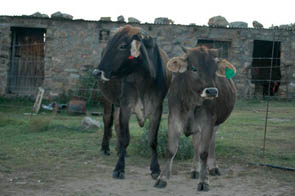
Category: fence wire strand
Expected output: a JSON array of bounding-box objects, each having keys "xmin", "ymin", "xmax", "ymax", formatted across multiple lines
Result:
[{"xmin": 1, "ymin": 35, "xmax": 295, "ymax": 170}]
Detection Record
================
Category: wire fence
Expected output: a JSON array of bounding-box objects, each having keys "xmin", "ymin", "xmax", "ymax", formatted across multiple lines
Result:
[
  {"xmin": 1, "ymin": 35, "xmax": 295, "ymax": 171},
  {"xmin": 1, "ymin": 71, "xmax": 294, "ymax": 170}
]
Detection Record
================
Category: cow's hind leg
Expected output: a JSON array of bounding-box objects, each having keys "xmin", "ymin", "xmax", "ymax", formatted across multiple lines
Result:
[
  {"xmin": 154, "ymin": 116, "xmax": 181, "ymax": 188},
  {"xmin": 149, "ymin": 104, "xmax": 163, "ymax": 179},
  {"xmin": 191, "ymin": 132, "xmax": 201, "ymax": 179},
  {"xmin": 101, "ymin": 101, "xmax": 114, "ymax": 156},
  {"xmin": 208, "ymin": 126, "xmax": 221, "ymax": 176}
]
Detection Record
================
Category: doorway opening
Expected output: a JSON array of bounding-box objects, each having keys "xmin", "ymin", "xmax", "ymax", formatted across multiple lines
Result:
[
  {"xmin": 251, "ymin": 40, "xmax": 281, "ymax": 96},
  {"xmin": 8, "ymin": 27, "xmax": 46, "ymax": 94}
]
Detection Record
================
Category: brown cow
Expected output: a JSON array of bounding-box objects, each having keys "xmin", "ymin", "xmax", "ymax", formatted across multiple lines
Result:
[
  {"xmin": 93, "ymin": 25, "xmax": 171, "ymax": 179},
  {"xmin": 154, "ymin": 46, "xmax": 236, "ymax": 191}
]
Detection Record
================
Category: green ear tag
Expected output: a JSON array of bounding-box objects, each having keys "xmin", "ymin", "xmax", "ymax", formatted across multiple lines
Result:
[{"xmin": 225, "ymin": 68, "xmax": 235, "ymax": 79}]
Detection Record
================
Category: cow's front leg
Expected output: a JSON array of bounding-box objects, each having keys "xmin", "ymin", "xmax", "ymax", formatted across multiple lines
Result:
[
  {"xmin": 148, "ymin": 104, "xmax": 163, "ymax": 179},
  {"xmin": 112, "ymin": 106, "xmax": 131, "ymax": 179},
  {"xmin": 154, "ymin": 115, "xmax": 181, "ymax": 188},
  {"xmin": 208, "ymin": 126, "xmax": 221, "ymax": 176},
  {"xmin": 101, "ymin": 101, "xmax": 114, "ymax": 156},
  {"xmin": 197, "ymin": 124, "xmax": 214, "ymax": 191},
  {"xmin": 114, "ymin": 107, "xmax": 121, "ymax": 154}
]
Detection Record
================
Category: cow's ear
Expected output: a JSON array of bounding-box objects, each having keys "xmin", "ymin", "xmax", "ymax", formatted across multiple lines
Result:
[
  {"xmin": 130, "ymin": 40, "xmax": 141, "ymax": 58},
  {"xmin": 216, "ymin": 59, "xmax": 237, "ymax": 79},
  {"xmin": 138, "ymin": 37, "xmax": 157, "ymax": 79},
  {"xmin": 167, "ymin": 55, "xmax": 188, "ymax": 73}
]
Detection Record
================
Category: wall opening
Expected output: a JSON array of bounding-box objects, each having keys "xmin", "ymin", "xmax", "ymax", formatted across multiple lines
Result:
[
  {"xmin": 251, "ymin": 40, "xmax": 281, "ymax": 96},
  {"xmin": 8, "ymin": 27, "xmax": 46, "ymax": 94},
  {"xmin": 99, "ymin": 29, "xmax": 110, "ymax": 42},
  {"xmin": 197, "ymin": 39, "xmax": 231, "ymax": 59}
]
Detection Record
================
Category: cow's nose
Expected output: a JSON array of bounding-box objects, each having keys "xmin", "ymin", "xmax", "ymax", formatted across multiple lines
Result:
[
  {"xmin": 92, "ymin": 69, "xmax": 101, "ymax": 77},
  {"xmin": 206, "ymin": 88, "xmax": 218, "ymax": 97},
  {"xmin": 201, "ymin": 87, "xmax": 219, "ymax": 98}
]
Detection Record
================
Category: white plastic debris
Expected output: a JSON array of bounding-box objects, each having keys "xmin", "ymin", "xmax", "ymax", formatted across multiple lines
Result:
[{"xmin": 81, "ymin": 117, "xmax": 101, "ymax": 129}]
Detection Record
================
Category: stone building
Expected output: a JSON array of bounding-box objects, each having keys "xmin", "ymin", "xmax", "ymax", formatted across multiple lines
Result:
[{"xmin": 1, "ymin": 15, "xmax": 295, "ymax": 99}]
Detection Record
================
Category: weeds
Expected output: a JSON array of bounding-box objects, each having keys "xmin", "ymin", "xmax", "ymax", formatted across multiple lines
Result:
[
  {"xmin": 133, "ymin": 124, "xmax": 193, "ymax": 160},
  {"xmin": 27, "ymin": 116, "xmax": 52, "ymax": 132}
]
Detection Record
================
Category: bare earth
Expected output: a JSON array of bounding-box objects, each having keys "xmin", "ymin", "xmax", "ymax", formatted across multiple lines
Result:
[{"xmin": 1, "ymin": 158, "xmax": 294, "ymax": 196}]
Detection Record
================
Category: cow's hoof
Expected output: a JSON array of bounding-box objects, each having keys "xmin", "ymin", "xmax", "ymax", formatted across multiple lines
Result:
[
  {"xmin": 151, "ymin": 172, "xmax": 160, "ymax": 180},
  {"xmin": 154, "ymin": 179, "xmax": 167, "ymax": 188},
  {"xmin": 191, "ymin": 171, "xmax": 199, "ymax": 179},
  {"xmin": 101, "ymin": 148, "xmax": 110, "ymax": 156},
  {"xmin": 112, "ymin": 170, "xmax": 125, "ymax": 179},
  {"xmin": 209, "ymin": 168, "xmax": 221, "ymax": 176},
  {"xmin": 116, "ymin": 151, "xmax": 128, "ymax": 157},
  {"xmin": 197, "ymin": 182, "xmax": 209, "ymax": 192}
]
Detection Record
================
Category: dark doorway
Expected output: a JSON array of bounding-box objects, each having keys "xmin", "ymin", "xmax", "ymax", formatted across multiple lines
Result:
[
  {"xmin": 251, "ymin": 40, "xmax": 281, "ymax": 96},
  {"xmin": 8, "ymin": 27, "xmax": 46, "ymax": 94}
]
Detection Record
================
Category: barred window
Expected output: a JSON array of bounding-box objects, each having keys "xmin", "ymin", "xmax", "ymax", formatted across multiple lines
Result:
[{"xmin": 197, "ymin": 39, "xmax": 231, "ymax": 59}]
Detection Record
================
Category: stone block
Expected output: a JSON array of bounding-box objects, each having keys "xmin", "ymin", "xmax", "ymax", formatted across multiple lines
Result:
[
  {"xmin": 128, "ymin": 17, "xmax": 140, "ymax": 24},
  {"xmin": 154, "ymin": 17, "xmax": 172, "ymax": 25},
  {"xmin": 279, "ymin": 24, "xmax": 291, "ymax": 30},
  {"xmin": 51, "ymin": 11, "xmax": 73, "ymax": 20},
  {"xmin": 30, "ymin": 12, "xmax": 49, "ymax": 18},
  {"xmin": 100, "ymin": 17, "xmax": 111, "ymax": 22},
  {"xmin": 229, "ymin": 22, "xmax": 248, "ymax": 28},
  {"xmin": 64, "ymin": 68, "xmax": 78, "ymax": 73},
  {"xmin": 117, "ymin": 15, "xmax": 125, "ymax": 22},
  {"xmin": 252, "ymin": 21, "xmax": 263, "ymax": 28},
  {"xmin": 208, "ymin": 16, "xmax": 229, "ymax": 27},
  {"xmin": 70, "ymin": 73, "xmax": 80, "ymax": 79}
]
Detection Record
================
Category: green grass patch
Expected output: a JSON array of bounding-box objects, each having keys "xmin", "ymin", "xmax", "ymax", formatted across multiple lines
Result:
[
  {"xmin": 0, "ymin": 98, "xmax": 294, "ymax": 183},
  {"xmin": 132, "ymin": 124, "xmax": 194, "ymax": 160},
  {"xmin": 27, "ymin": 116, "xmax": 52, "ymax": 132}
]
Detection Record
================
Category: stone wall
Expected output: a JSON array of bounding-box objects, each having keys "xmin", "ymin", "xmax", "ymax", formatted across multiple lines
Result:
[
  {"xmin": 0, "ymin": 20, "xmax": 10, "ymax": 95},
  {"xmin": 1, "ymin": 16, "xmax": 295, "ymax": 98}
]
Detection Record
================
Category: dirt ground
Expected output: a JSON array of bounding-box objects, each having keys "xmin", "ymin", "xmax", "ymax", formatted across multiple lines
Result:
[{"xmin": 1, "ymin": 157, "xmax": 294, "ymax": 196}]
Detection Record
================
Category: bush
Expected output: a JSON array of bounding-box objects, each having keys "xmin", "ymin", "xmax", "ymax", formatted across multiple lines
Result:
[
  {"xmin": 0, "ymin": 113, "xmax": 26, "ymax": 127},
  {"xmin": 0, "ymin": 113, "xmax": 14, "ymax": 127},
  {"xmin": 28, "ymin": 116, "xmax": 52, "ymax": 132},
  {"xmin": 134, "ymin": 124, "xmax": 194, "ymax": 160}
]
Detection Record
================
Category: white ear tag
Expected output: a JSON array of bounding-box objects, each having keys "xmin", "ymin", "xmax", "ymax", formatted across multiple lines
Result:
[{"xmin": 130, "ymin": 40, "xmax": 141, "ymax": 58}]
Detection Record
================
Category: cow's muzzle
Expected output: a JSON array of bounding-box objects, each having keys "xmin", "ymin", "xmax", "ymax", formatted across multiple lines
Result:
[
  {"xmin": 92, "ymin": 69, "xmax": 101, "ymax": 77},
  {"xmin": 92, "ymin": 69, "xmax": 110, "ymax": 81},
  {"xmin": 201, "ymin": 87, "xmax": 218, "ymax": 99}
]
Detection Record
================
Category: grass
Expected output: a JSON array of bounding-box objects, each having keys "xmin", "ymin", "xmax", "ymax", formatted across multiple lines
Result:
[
  {"xmin": 133, "ymin": 99, "xmax": 295, "ymax": 168},
  {"xmin": 0, "ymin": 98, "xmax": 295, "ymax": 185},
  {"xmin": 215, "ymin": 100, "xmax": 295, "ymax": 167}
]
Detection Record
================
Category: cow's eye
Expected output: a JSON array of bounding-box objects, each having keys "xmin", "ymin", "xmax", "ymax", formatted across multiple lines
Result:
[
  {"xmin": 191, "ymin": 66, "xmax": 197, "ymax": 72},
  {"xmin": 119, "ymin": 43, "xmax": 128, "ymax": 50}
]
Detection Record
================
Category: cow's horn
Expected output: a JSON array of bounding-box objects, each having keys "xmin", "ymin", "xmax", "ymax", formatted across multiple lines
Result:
[
  {"xmin": 216, "ymin": 72, "xmax": 226, "ymax": 77},
  {"xmin": 181, "ymin": 46, "xmax": 188, "ymax": 53}
]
